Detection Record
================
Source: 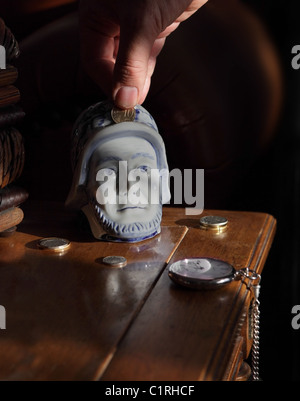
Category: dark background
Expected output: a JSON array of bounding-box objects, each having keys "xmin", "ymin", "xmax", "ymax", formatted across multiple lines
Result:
[
  {"xmin": 238, "ymin": 0, "xmax": 300, "ymax": 381},
  {"xmin": 1, "ymin": 0, "xmax": 300, "ymax": 381}
]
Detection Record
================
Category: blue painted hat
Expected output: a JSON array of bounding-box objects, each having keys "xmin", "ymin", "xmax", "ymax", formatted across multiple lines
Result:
[{"xmin": 66, "ymin": 100, "xmax": 170, "ymax": 209}]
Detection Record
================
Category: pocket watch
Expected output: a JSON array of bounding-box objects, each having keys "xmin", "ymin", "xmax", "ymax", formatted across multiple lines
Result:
[
  {"xmin": 168, "ymin": 257, "xmax": 236, "ymax": 290},
  {"xmin": 168, "ymin": 257, "xmax": 262, "ymax": 381}
]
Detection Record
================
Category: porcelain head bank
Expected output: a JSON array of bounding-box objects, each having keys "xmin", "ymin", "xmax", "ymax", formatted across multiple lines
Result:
[{"xmin": 66, "ymin": 101, "xmax": 171, "ymax": 242}]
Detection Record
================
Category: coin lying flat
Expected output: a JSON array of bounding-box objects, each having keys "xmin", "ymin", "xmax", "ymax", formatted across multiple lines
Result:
[
  {"xmin": 199, "ymin": 215, "xmax": 228, "ymax": 231},
  {"xmin": 111, "ymin": 106, "xmax": 136, "ymax": 123},
  {"xmin": 102, "ymin": 255, "xmax": 127, "ymax": 268},
  {"xmin": 37, "ymin": 237, "xmax": 71, "ymax": 252}
]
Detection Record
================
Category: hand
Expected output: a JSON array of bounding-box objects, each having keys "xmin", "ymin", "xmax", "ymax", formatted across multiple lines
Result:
[{"xmin": 79, "ymin": 0, "xmax": 208, "ymax": 109}]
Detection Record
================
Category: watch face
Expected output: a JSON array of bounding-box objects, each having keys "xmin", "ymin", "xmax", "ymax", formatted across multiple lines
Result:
[{"xmin": 168, "ymin": 257, "xmax": 236, "ymax": 289}]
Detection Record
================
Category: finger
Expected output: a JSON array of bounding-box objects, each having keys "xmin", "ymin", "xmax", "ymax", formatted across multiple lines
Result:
[
  {"xmin": 112, "ymin": 20, "xmax": 159, "ymax": 109},
  {"xmin": 113, "ymin": 36, "xmax": 120, "ymax": 61},
  {"xmin": 139, "ymin": 36, "xmax": 166, "ymax": 103},
  {"xmin": 157, "ymin": 22, "xmax": 181, "ymax": 39},
  {"xmin": 176, "ymin": 0, "xmax": 209, "ymax": 22}
]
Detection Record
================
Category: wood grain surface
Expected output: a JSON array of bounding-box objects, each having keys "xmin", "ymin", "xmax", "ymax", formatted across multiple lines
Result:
[
  {"xmin": 0, "ymin": 202, "xmax": 276, "ymax": 381},
  {"xmin": 0, "ymin": 202, "xmax": 187, "ymax": 380},
  {"xmin": 102, "ymin": 208, "xmax": 276, "ymax": 381}
]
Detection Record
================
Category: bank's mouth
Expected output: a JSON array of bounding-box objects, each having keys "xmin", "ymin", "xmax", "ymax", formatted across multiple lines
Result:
[{"xmin": 117, "ymin": 206, "xmax": 146, "ymax": 212}]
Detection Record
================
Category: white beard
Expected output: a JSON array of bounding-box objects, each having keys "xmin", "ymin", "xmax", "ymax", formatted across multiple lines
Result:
[{"xmin": 84, "ymin": 198, "xmax": 162, "ymax": 242}]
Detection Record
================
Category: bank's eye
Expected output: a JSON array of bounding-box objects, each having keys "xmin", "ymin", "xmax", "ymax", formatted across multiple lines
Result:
[
  {"xmin": 137, "ymin": 165, "xmax": 151, "ymax": 174},
  {"xmin": 103, "ymin": 167, "xmax": 117, "ymax": 176},
  {"xmin": 96, "ymin": 167, "xmax": 117, "ymax": 181}
]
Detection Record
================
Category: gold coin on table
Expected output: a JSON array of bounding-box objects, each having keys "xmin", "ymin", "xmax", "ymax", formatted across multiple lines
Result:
[
  {"xmin": 102, "ymin": 255, "xmax": 127, "ymax": 268},
  {"xmin": 37, "ymin": 237, "xmax": 71, "ymax": 252},
  {"xmin": 111, "ymin": 106, "xmax": 136, "ymax": 123}
]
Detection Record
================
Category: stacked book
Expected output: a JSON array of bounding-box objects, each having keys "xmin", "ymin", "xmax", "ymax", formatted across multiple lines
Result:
[{"xmin": 0, "ymin": 18, "xmax": 28, "ymax": 237}]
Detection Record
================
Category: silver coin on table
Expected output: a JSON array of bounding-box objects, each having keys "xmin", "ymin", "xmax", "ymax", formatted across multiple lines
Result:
[
  {"xmin": 37, "ymin": 237, "xmax": 71, "ymax": 252},
  {"xmin": 111, "ymin": 106, "xmax": 136, "ymax": 123},
  {"xmin": 102, "ymin": 255, "xmax": 127, "ymax": 268},
  {"xmin": 199, "ymin": 215, "xmax": 228, "ymax": 230}
]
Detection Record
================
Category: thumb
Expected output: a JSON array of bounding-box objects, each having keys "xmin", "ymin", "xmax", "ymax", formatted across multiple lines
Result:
[{"xmin": 112, "ymin": 27, "xmax": 157, "ymax": 109}]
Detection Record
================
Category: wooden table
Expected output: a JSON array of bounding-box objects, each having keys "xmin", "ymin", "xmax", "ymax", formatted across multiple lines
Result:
[{"xmin": 0, "ymin": 202, "xmax": 276, "ymax": 381}]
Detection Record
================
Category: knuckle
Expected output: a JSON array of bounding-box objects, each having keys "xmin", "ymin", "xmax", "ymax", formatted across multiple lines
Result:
[{"xmin": 116, "ymin": 59, "xmax": 146, "ymax": 81}]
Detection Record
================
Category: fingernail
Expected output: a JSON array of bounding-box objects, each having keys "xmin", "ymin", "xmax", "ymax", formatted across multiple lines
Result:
[{"xmin": 115, "ymin": 86, "xmax": 138, "ymax": 109}]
